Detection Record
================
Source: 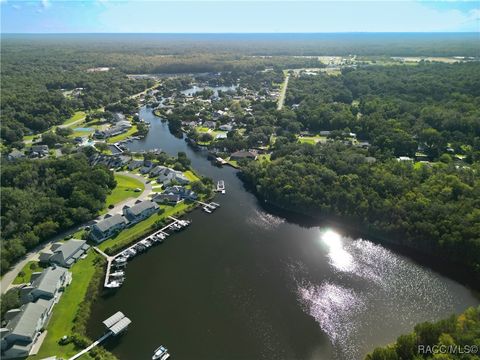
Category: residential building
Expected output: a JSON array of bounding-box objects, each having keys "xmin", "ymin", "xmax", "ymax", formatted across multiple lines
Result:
[
  {"xmin": 19, "ymin": 267, "xmax": 71, "ymax": 304},
  {"xmin": 39, "ymin": 240, "xmax": 89, "ymax": 268},
  {"xmin": 90, "ymin": 214, "xmax": 127, "ymax": 243},
  {"xmin": 157, "ymin": 186, "xmax": 198, "ymax": 202},
  {"xmin": 156, "ymin": 168, "xmax": 190, "ymax": 186},
  {"xmin": 152, "ymin": 192, "xmax": 181, "ymax": 205},
  {"xmin": 1, "ymin": 301, "xmax": 52, "ymax": 359},
  {"xmin": 230, "ymin": 150, "xmax": 257, "ymax": 161},
  {"xmin": 29, "ymin": 145, "xmax": 49, "ymax": 158},
  {"xmin": 7, "ymin": 149, "xmax": 25, "ymax": 161},
  {"xmin": 122, "ymin": 200, "xmax": 158, "ymax": 224}
]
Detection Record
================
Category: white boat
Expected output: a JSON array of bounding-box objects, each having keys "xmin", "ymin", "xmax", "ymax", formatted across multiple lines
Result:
[
  {"xmin": 152, "ymin": 345, "xmax": 170, "ymax": 360},
  {"xmin": 203, "ymin": 206, "xmax": 212, "ymax": 214}
]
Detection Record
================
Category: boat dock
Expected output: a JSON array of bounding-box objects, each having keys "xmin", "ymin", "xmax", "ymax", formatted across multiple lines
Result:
[
  {"xmin": 69, "ymin": 311, "xmax": 131, "ymax": 360},
  {"xmin": 96, "ymin": 217, "xmax": 191, "ymax": 289},
  {"xmin": 196, "ymin": 201, "xmax": 220, "ymax": 214}
]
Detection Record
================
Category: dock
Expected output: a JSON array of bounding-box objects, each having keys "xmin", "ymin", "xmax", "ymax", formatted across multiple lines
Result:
[
  {"xmin": 195, "ymin": 200, "xmax": 220, "ymax": 214},
  {"xmin": 69, "ymin": 311, "xmax": 131, "ymax": 360},
  {"xmin": 98, "ymin": 217, "xmax": 191, "ymax": 289}
]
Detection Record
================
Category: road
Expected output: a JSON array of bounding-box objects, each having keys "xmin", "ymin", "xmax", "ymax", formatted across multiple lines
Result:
[
  {"xmin": 277, "ymin": 73, "xmax": 289, "ymax": 110},
  {"xmin": 0, "ymin": 172, "xmax": 152, "ymax": 294}
]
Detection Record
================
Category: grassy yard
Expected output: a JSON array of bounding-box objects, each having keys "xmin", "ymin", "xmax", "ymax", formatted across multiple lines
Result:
[
  {"xmin": 102, "ymin": 174, "xmax": 144, "ymax": 212},
  {"xmin": 184, "ymin": 170, "xmax": 200, "ymax": 182},
  {"xmin": 12, "ymin": 261, "xmax": 41, "ymax": 285},
  {"xmin": 33, "ymin": 253, "xmax": 98, "ymax": 360},
  {"xmin": 63, "ymin": 111, "xmax": 86, "ymax": 126},
  {"xmin": 298, "ymin": 135, "xmax": 327, "ymax": 145},
  {"xmin": 107, "ymin": 125, "xmax": 138, "ymax": 144},
  {"xmin": 98, "ymin": 202, "xmax": 192, "ymax": 253}
]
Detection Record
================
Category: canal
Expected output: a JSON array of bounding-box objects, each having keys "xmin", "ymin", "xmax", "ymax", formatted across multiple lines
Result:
[{"xmin": 88, "ymin": 104, "xmax": 479, "ymax": 360}]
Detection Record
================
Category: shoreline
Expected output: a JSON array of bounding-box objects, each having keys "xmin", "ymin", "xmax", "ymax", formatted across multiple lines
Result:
[{"xmin": 238, "ymin": 172, "xmax": 480, "ymax": 294}]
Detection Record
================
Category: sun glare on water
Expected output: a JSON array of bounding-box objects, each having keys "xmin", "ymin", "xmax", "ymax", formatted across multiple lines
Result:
[{"xmin": 321, "ymin": 229, "xmax": 355, "ymax": 272}]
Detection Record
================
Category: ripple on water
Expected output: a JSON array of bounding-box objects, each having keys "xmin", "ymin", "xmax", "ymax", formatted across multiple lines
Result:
[
  {"xmin": 247, "ymin": 209, "xmax": 285, "ymax": 230},
  {"xmin": 292, "ymin": 233, "xmax": 473, "ymax": 359},
  {"xmin": 297, "ymin": 281, "xmax": 366, "ymax": 359}
]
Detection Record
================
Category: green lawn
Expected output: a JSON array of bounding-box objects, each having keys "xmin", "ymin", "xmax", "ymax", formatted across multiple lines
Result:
[
  {"xmin": 33, "ymin": 253, "xmax": 98, "ymax": 360},
  {"xmin": 298, "ymin": 135, "xmax": 327, "ymax": 145},
  {"xmin": 184, "ymin": 170, "xmax": 200, "ymax": 182},
  {"xmin": 98, "ymin": 202, "xmax": 192, "ymax": 252},
  {"xmin": 102, "ymin": 174, "xmax": 144, "ymax": 213},
  {"xmin": 107, "ymin": 125, "xmax": 138, "ymax": 144},
  {"xmin": 63, "ymin": 111, "xmax": 86, "ymax": 126},
  {"xmin": 12, "ymin": 261, "xmax": 41, "ymax": 285}
]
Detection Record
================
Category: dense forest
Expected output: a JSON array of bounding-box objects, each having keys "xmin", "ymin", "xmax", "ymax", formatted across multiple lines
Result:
[
  {"xmin": 242, "ymin": 142, "xmax": 480, "ymax": 283},
  {"xmin": 285, "ymin": 62, "xmax": 480, "ymax": 161},
  {"xmin": 0, "ymin": 43, "xmax": 155, "ymax": 146},
  {"xmin": 0, "ymin": 154, "xmax": 115, "ymax": 272},
  {"xmin": 366, "ymin": 306, "xmax": 480, "ymax": 360}
]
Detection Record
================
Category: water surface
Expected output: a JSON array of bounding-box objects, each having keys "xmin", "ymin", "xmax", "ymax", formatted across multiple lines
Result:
[{"xmin": 88, "ymin": 104, "xmax": 478, "ymax": 360}]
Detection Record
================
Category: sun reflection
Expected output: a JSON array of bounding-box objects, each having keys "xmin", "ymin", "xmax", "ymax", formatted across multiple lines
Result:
[{"xmin": 321, "ymin": 229, "xmax": 355, "ymax": 272}]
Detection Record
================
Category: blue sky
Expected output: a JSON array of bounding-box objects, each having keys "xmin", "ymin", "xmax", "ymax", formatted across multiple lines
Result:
[{"xmin": 1, "ymin": 1, "xmax": 479, "ymax": 33}]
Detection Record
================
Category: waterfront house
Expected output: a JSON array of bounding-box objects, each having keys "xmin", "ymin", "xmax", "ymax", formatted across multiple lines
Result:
[
  {"xmin": 230, "ymin": 150, "xmax": 257, "ymax": 161},
  {"xmin": 122, "ymin": 200, "xmax": 158, "ymax": 224},
  {"xmin": 203, "ymin": 120, "xmax": 217, "ymax": 129},
  {"xmin": 152, "ymin": 192, "xmax": 182, "ymax": 205},
  {"xmin": 163, "ymin": 186, "xmax": 197, "ymax": 201},
  {"xmin": 90, "ymin": 214, "xmax": 128, "ymax": 243},
  {"xmin": 156, "ymin": 168, "xmax": 190, "ymax": 186},
  {"xmin": 19, "ymin": 266, "xmax": 71, "ymax": 304},
  {"xmin": 1, "ymin": 301, "xmax": 52, "ymax": 359},
  {"xmin": 39, "ymin": 239, "xmax": 90, "ymax": 268}
]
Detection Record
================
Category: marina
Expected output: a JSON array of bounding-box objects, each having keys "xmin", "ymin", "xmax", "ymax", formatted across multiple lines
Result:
[{"xmin": 95, "ymin": 216, "xmax": 192, "ymax": 289}]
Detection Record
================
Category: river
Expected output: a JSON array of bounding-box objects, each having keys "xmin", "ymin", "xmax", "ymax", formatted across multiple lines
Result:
[{"xmin": 88, "ymin": 102, "xmax": 479, "ymax": 360}]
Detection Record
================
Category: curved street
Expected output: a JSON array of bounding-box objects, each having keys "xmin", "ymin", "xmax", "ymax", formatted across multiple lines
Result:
[{"xmin": 0, "ymin": 171, "xmax": 152, "ymax": 294}]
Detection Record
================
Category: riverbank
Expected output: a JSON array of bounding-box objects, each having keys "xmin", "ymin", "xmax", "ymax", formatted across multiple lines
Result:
[{"xmin": 239, "ymin": 172, "xmax": 480, "ymax": 293}]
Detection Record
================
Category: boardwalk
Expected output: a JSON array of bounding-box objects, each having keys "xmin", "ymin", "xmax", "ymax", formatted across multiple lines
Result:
[{"xmin": 68, "ymin": 332, "xmax": 112, "ymax": 360}]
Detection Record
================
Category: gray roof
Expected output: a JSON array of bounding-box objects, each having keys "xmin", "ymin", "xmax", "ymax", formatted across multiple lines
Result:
[
  {"xmin": 110, "ymin": 317, "xmax": 131, "ymax": 335},
  {"xmin": 52, "ymin": 239, "xmax": 87, "ymax": 261},
  {"xmin": 31, "ymin": 267, "xmax": 68, "ymax": 295},
  {"xmin": 94, "ymin": 214, "xmax": 127, "ymax": 232},
  {"xmin": 103, "ymin": 311, "xmax": 125, "ymax": 328},
  {"xmin": 126, "ymin": 201, "xmax": 158, "ymax": 216},
  {"xmin": 7, "ymin": 302, "xmax": 48, "ymax": 339}
]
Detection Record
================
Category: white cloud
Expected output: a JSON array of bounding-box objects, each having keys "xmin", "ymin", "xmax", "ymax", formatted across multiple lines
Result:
[{"xmin": 41, "ymin": 0, "xmax": 51, "ymax": 9}]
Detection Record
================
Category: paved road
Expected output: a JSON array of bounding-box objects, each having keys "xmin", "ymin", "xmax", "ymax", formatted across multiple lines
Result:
[
  {"xmin": 277, "ymin": 73, "xmax": 289, "ymax": 110},
  {"xmin": 0, "ymin": 172, "xmax": 152, "ymax": 294}
]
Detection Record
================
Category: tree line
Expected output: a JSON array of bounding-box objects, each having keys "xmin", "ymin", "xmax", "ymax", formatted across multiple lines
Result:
[
  {"xmin": 241, "ymin": 142, "xmax": 480, "ymax": 283},
  {"xmin": 0, "ymin": 154, "xmax": 116, "ymax": 273}
]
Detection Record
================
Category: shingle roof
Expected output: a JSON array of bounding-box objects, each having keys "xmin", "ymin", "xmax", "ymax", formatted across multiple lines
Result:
[
  {"xmin": 94, "ymin": 214, "xmax": 127, "ymax": 233},
  {"xmin": 7, "ymin": 302, "xmax": 48, "ymax": 339},
  {"xmin": 53, "ymin": 240, "xmax": 88, "ymax": 262},
  {"xmin": 126, "ymin": 201, "xmax": 158, "ymax": 216},
  {"xmin": 31, "ymin": 267, "xmax": 68, "ymax": 295}
]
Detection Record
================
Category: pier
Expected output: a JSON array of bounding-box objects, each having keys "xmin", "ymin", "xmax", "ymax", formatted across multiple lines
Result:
[
  {"xmin": 195, "ymin": 201, "xmax": 220, "ymax": 214},
  {"xmin": 68, "ymin": 312, "xmax": 131, "ymax": 360},
  {"xmin": 97, "ymin": 217, "xmax": 191, "ymax": 289}
]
